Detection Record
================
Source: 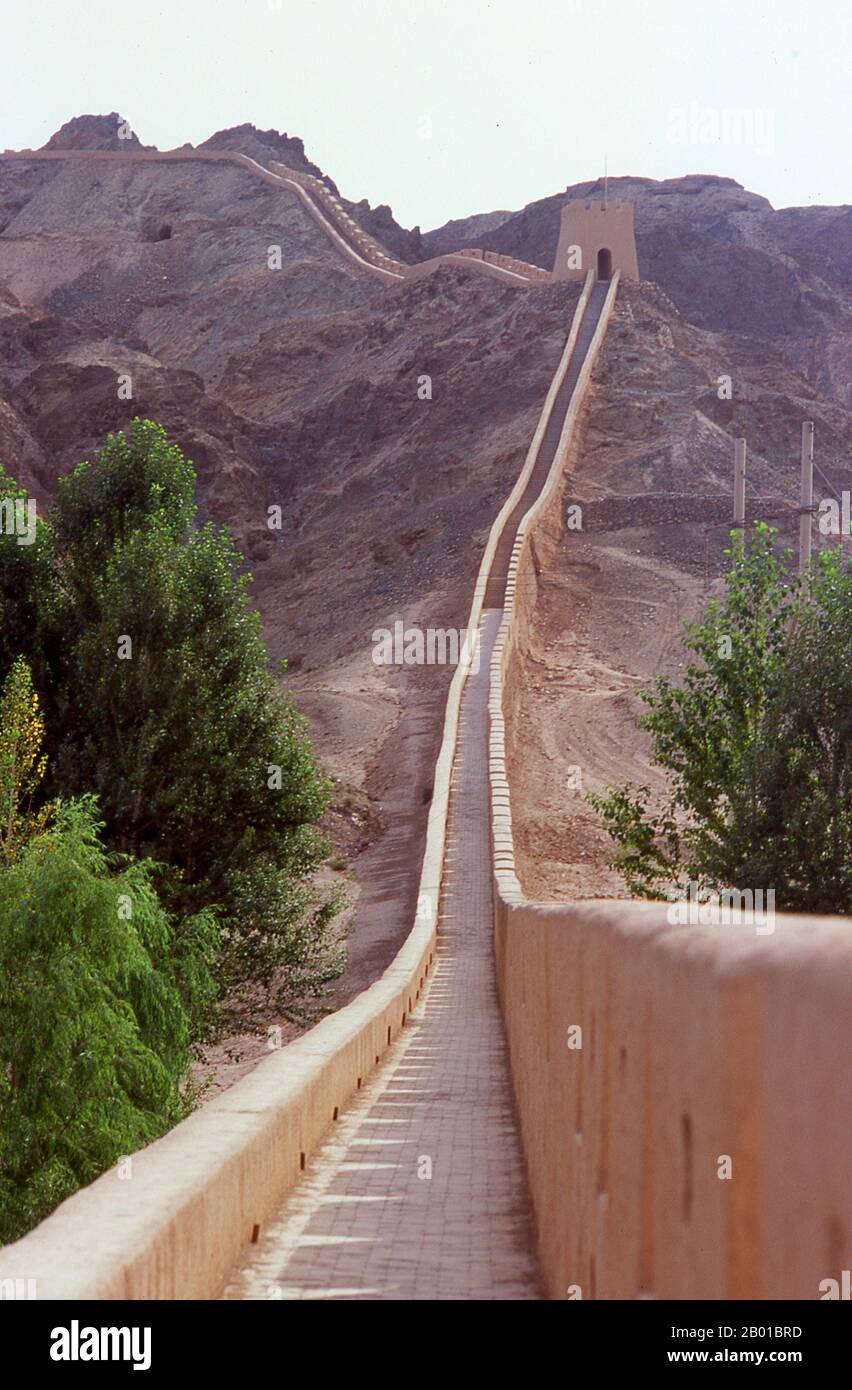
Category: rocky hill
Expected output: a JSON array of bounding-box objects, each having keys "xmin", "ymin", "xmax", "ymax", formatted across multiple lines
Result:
[{"xmin": 42, "ymin": 112, "xmax": 148, "ymax": 152}]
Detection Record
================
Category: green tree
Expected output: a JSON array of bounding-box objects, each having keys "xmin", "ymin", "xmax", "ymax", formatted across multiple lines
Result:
[
  {"xmin": 0, "ymin": 797, "xmax": 216, "ymax": 1242},
  {"xmin": 0, "ymin": 659, "xmax": 53, "ymax": 865},
  {"xmin": 589, "ymin": 526, "xmax": 852, "ymax": 913},
  {"xmin": 50, "ymin": 417, "xmax": 196, "ymax": 611},
  {"xmin": 748, "ymin": 550, "xmax": 852, "ymax": 911},
  {"xmin": 3, "ymin": 420, "xmax": 343, "ymax": 1025},
  {"xmin": 0, "ymin": 470, "xmax": 54, "ymax": 688}
]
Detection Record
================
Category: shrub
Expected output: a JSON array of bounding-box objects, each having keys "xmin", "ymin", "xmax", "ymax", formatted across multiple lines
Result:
[
  {"xmin": 0, "ymin": 797, "xmax": 216, "ymax": 1241},
  {"xmin": 589, "ymin": 526, "xmax": 852, "ymax": 914}
]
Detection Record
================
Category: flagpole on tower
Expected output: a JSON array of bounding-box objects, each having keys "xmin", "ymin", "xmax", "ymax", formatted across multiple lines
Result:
[{"xmin": 604, "ymin": 154, "xmax": 608, "ymax": 210}]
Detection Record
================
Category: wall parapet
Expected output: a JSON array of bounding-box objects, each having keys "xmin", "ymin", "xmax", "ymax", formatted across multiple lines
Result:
[
  {"xmin": 486, "ymin": 269, "xmax": 852, "ymax": 1299},
  {"xmin": 493, "ymin": 895, "xmax": 852, "ymax": 1299}
]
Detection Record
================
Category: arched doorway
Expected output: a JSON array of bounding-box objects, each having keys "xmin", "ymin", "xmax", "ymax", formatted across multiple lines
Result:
[{"xmin": 597, "ymin": 247, "xmax": 612, "ymax": 281}]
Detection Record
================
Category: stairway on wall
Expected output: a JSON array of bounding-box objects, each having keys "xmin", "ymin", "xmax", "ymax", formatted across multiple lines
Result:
[{"xmin": 484, "ymin": 281, "xmax": 609, "ymax": 606}]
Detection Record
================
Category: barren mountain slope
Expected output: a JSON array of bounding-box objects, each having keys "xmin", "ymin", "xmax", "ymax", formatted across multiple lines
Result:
[{"xmin": 0, "ymin": 152, "xmax": 375, "ymax": 387}]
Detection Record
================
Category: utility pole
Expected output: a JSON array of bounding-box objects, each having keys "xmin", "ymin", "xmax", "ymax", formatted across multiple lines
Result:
[
  {"xmin": 799, "ymin": 420, "xmax": 815, "ymax": 584},
  {"xmin": 733, "ymin": 437, "xmax": 746, "ymax": 557}
]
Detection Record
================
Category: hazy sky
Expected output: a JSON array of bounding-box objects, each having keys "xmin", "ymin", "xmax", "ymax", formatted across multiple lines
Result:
[{"xmin": 1, "ymin": 0, "xmax": 848, "ymax": 230}]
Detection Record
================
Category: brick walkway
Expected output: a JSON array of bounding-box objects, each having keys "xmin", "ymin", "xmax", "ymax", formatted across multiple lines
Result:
[{"xmin": 222, "ymin": 610, "xmax": 541, "ymax": 1300}]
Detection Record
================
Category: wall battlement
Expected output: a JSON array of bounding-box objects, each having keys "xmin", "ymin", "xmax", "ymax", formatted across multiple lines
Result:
[{"xmin": 581, "ymin": 199, "xmax": 633, "ymax": 214}]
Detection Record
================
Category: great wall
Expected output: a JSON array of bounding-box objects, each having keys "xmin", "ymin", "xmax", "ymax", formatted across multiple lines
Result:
[
  {"xmin": 0, "ymin": 146, "xmax": 549, "ymax": 287},
  {"xmin": 0, "ymin": 146, "xmax": 850, "ymax": 1301}
]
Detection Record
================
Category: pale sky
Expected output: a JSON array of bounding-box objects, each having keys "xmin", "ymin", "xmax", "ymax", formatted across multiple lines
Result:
[{"xmin": 1, "ymin": 0, "xmax": 848, "ymax": 230}]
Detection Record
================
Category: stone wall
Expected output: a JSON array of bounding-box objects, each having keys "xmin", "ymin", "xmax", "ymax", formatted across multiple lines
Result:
[
  {"xmin": 487, "ymin": 271, "xmax": 852, "ymax": 1299},
  {"xmin": 0, "ymin": 148, "xmax": 550, "ymax": 288}
]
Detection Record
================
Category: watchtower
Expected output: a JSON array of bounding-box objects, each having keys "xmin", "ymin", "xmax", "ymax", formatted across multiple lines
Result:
[{"xmin": 552, "ymin": 199, "xmax": 639, "ymax": 282}]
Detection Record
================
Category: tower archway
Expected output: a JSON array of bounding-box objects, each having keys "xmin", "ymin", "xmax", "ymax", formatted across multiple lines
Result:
[{"xmin": 597, "ymin": 247, "xmax": 612, "ymax": 281}]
